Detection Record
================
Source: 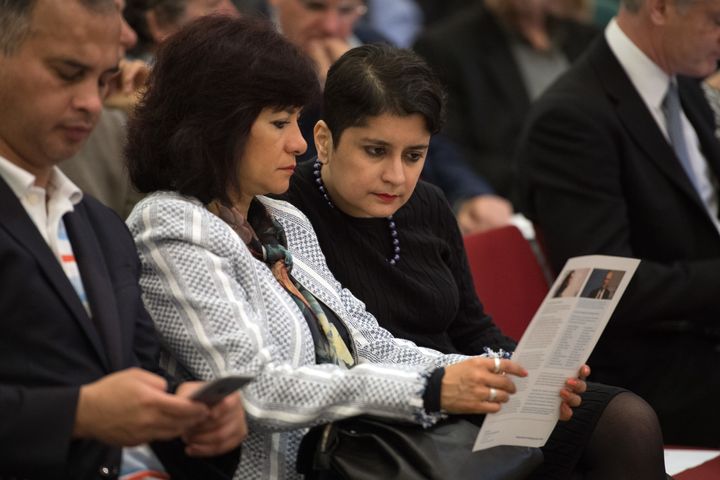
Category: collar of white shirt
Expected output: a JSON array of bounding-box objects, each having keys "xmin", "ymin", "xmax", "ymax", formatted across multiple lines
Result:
[
  {"xmin": 605, "ymin": 18, "xmax": 720, "ymax": 231},
  {"xmin": 605, "ymin": 18, "xmax": 671, "ymax": 121},
  {"xmin": 0, "ymin": 154, "xmax": 83, "ymax": 247},
  {"xmin": 0, "ymin": 154, "xmax": 82, "ymax": 206}
]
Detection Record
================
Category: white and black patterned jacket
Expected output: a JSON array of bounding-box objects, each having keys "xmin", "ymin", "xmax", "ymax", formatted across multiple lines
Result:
[{"xmin": 127, "ymin": 192, "xmax": 467, "ymax": 480}]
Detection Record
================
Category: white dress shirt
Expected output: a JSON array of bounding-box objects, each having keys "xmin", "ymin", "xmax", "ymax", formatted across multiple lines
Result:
[{"xmin": 0, "ymin": 155, "xmax": 83, "ymax": 259}]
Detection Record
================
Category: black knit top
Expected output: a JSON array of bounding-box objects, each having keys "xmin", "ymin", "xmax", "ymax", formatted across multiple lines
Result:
[{"xmin": 280, "ymin": 161, "xmax": 516, "ymax": 356}]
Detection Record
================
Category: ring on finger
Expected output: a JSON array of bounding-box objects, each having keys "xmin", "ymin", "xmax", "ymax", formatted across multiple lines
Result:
[
  {"xmin": 492, "ymin": 357, "xmax": 502, "ymax": 374},
  {"xmin": 488, "ymin": 387, "xmax": 498, "ymax": 402}
]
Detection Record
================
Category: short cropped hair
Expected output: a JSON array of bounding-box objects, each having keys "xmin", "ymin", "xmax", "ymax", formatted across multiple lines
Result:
[
  {"xmin": 0, "ymin": 0, "xmax": 114, "ymax": 55},
  {"xmin": 126, "ymin": 15, "xmax": 320, "ymax": 205},
  {"xmin": 323, "ymin": 44, "xmax": 446, "ymax": 145}
]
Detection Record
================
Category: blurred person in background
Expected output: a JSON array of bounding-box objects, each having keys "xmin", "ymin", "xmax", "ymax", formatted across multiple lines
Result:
[
  {"xmin": 362, "ymin": 0, "xmax": 424, "ymax": 48},
  {"xmin": 415, "ymin": 0, "xmax": 476, "ymax": 26},
  {"xmin": 414, "ymin": 0, "xmax": 598, "ymax": 203},
  {"xmin": 125, "ymin": 0, "xmax": 239, "ymax": 60}
]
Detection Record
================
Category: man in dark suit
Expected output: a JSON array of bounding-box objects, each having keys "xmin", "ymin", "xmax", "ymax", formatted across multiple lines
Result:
[
  {"xmin": 414, "ymin": 0, "xmax": 598, "ymax": 201},
  {"xmin": 0, "ymin": 1, "xmax": 247, "ymax": 477},
  {"xmin": 517, "ymin": 0, "xmax": 720, "ymax": 446}
]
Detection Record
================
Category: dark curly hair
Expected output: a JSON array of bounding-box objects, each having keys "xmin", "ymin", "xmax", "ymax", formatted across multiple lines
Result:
[
  {"xmin": 323, "ymin": 44, "xmax": 446, "ymax": 145},
  {"xmin": 126, "ymin": 14, "xmax": 320, "ymax": 204}
]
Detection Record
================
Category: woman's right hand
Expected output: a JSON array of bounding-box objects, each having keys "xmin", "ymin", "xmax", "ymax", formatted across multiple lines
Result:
[{"xmin": 440, "ymin": 357, "xmax": 527, "ymax": 414}]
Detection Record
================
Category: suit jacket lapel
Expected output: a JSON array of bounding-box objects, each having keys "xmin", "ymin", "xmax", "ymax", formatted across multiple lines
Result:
[
  {"xmin": 591, "ymin": 38, "xmax": 706, "ymax": 210},
  {"xmin": 0, "ymin": 178, "xmax": 111, "ymax": 371},
  {"xmin": 65, "ymin": 204, "xmax": 123, "ymax": 371}
]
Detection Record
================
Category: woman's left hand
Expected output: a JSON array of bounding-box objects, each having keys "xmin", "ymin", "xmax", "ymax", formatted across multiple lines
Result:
[{"xmin": 558, "ymin": 364, "xmax": 590, "ymax": 421}]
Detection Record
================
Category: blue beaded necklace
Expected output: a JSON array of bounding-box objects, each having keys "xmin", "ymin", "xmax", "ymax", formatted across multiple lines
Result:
[{"xmin": 313, "ymin": 159, "xmax": 401, "ymax": 265}]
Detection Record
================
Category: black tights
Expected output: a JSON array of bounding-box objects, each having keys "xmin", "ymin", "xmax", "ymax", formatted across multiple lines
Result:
[{"xmin": 532, "ymin": 391, "xmax": 667, "ymax": 480}]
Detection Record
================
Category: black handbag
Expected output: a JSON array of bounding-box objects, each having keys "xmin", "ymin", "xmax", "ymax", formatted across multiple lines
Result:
[{"xmin": 297, "ymin": 416, "xmax": 543, "ymax": 480}]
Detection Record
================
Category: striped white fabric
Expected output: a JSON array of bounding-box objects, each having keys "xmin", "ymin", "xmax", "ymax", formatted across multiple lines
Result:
[{"xmin": 127, "ymin": 192, "xmax": 467, "ymax": 480}]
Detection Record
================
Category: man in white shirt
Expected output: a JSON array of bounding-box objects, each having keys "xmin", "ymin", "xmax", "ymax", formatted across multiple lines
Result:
[
  {"xmin": 0, "ymin": 0, "xmax": 246, "ymax": 477},
  {"xmin": 517, "ymin": 0, "xmax": 720, "ymax": 446}
]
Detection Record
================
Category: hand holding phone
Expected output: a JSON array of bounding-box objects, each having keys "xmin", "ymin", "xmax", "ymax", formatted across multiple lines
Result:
[{"xmin": 190, "ymin": 375, "xmax": 254, "ymax": 406}]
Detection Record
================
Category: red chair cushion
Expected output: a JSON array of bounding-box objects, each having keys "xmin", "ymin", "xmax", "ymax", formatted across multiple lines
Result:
[{"xmin": 463, "ymin": 226, "xmax": 549, "ymax": 341}]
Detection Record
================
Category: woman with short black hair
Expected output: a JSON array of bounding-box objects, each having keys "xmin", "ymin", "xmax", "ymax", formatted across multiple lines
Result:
[{"xmin": 282, "ymin": 43, "xmax": 667, "ymax": 479}]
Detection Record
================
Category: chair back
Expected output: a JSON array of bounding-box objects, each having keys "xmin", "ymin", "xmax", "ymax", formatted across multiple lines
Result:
[{"xmin": 463, "ymin": 225, "xmax": 550, "ymax": 340}]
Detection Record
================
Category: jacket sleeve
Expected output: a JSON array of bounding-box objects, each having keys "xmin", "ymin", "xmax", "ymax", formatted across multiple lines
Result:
[
  {"xmin": 129, "ymin": 195, "xmax": 444, "ymax": 431},
  {"xmin": 0, "ymin": 385, "xmax": 79, "ymax": 476}
]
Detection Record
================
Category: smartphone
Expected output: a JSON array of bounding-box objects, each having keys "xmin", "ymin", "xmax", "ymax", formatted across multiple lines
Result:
[{"xmin": 190, "ymin": 375, "xmax": 254, "ymax": 406}]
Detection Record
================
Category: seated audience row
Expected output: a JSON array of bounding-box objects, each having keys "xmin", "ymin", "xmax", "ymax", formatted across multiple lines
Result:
[
  {"xmin": 2, "ymin": 0, "xmax": 717, "ymax": 478},
  {"xmin": 125, "ymin": 15, "xmax": 665, "ymax": 479}
]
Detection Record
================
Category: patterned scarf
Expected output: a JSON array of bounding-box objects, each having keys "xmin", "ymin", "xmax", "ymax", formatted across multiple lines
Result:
[{"xmin": 207, "ymin": 199, "xmax": 354, "ymax": 368}]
